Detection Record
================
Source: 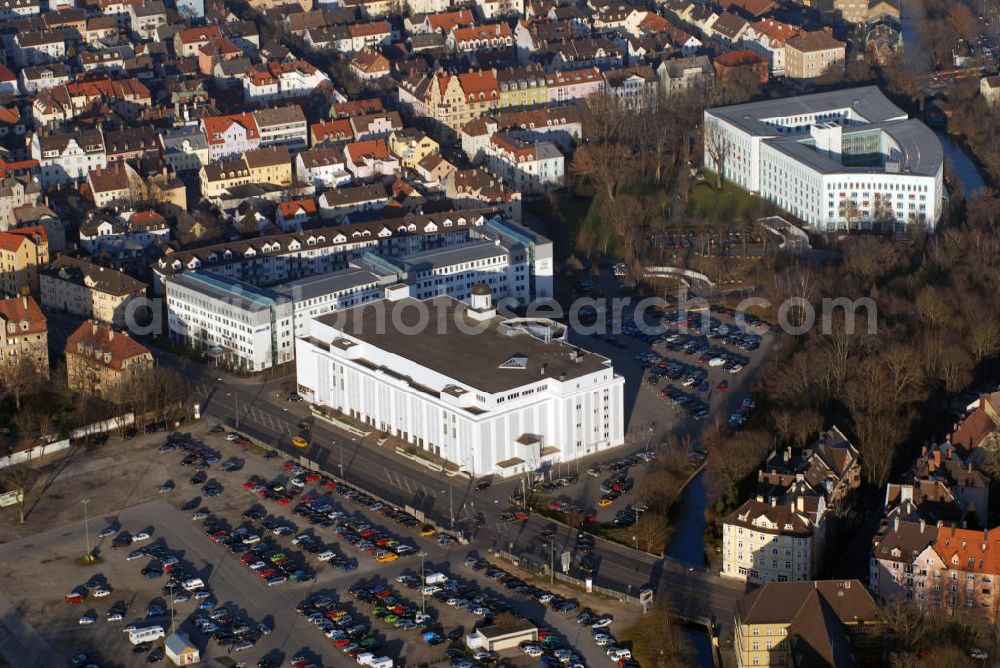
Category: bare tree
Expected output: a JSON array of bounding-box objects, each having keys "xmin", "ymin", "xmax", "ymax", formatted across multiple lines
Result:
[{"xmin": 703, "ymin": 120, "xmax": 732, "ymax": 190}]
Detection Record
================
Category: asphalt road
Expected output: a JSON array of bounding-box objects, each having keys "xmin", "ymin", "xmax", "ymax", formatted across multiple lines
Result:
[{"xmin": 169, "ymin": 360, "xmax": 749, "ymax": 632}]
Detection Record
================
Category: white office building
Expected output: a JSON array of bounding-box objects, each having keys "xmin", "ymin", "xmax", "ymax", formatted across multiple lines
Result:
[
  {"xmin": 296, "ymin": 289, "xmax": 625, "ymax": 477},
  {"xmin": 165, "ymin": 271, "xmax": 294, "ymax": 372},
  {"xmin": 164, "ymin": 226, "xmax": 552, "ymax": 365},
  {"xmin": 703, "ymin": 86, "xmax": 944, "ymax": 231}
]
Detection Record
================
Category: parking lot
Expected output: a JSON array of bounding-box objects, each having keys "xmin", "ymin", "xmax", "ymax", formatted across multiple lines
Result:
[{"xmin": 0, "ymin": 421, "xmax": 642, "ymax": 668}]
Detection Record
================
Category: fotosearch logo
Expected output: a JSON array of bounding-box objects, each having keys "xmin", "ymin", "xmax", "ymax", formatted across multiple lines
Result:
[{"xmin": 120, "ymin": 291, "xmax": 877, "ymax": 340}]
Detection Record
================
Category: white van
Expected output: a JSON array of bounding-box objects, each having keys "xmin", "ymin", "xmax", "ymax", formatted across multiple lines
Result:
[
  {"xmin": 128, "ymin": 625, "xmax": 165, "ymax": 645},
  {"xmin": 356, "ymin": 652, "xmax": 376, "ymax": 666},
  {"xmin": 182, "ymin": 577, "xmax": 205, "ymax": 591},
  {"xmin": 424, "ymin": 572, "xmax": 448, "ymax": 585},
  {"xmin": 370, "ymin": 657, "xmax": 393, "ymax": 668},
  {"xmin": 609, "ymin": 649, "xmax": 631, "ymax": 662}
]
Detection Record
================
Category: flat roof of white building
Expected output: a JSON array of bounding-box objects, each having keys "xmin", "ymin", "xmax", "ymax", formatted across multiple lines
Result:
[
  {"xmin": 314, "ymin": 296, "xmax": 612, "ymax": 394},
  {"xmin": 401, "ymin": 241, "xmax": 508, "ymax": 272},
  {"xmin": 708, "ymin": 86, "xmax": 943, "ymax": 179},
  {"xmin": 767, "ymin": 119, "xmax": 942, "ymax": 177},
  {"xmin": 168, "ymin": 271, "xmax": 290, "ymax": 311},
  {"xmin": 708, "ymin": 86, "xmax": 907, "ymax": 135},
  {"xmin": 275, "ymin": 266, "xmax": 391, "ymax": 302}
]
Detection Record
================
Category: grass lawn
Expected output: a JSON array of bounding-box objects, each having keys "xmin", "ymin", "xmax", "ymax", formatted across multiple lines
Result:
[
  {"xmin": 617, "ymin": 608, "xmax": 693, "ymax": 668},
  {"xmin": 685, "ymin": 179, "xmax": 771, "ymax": 223}
]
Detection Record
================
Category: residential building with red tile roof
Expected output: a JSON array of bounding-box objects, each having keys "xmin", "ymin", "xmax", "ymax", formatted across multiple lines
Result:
[
  {"xmin": 65, "ymin": 320, "xmax": 153, "ymax": 396},
  {"xmin": 276, "ymin": 197, "xmax": 318, "ymax": 231},
  {"xmin": 447, "ymin": 23, "xmax": 513, "ymax": 52},
  {"xmin": 343, "ymin": 138, "xmax": 400, "ymax": 180},
  {"xmin": 714, "ymin": 48, "xmax": 770, "ymax": 86},
  {"xmin": 311, "ymin": 119, "xmax": 355, "ymax": 145},
  {"xmin": 398, "ymin": 69, "xmax": 501, "ymax": 131},
  {"xmin": 0, "ymin": 295, "xmax": 48, "ymax": 377},
  {"xmin": 41, "ymin": 255, "xmax": 146, "ymax": 327},
  {"xmin": 349, "ymin": 50, "xmax": 391, "ymax": 81},
  {"xmin": 201, "ymin": 112, "xmax": 261, "ymax": 161},
  {"xmin": 0, "ymin": 226, "xmax": 48, "ymax": 296}
]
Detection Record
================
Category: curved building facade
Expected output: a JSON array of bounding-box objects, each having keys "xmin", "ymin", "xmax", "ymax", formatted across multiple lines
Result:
[{"xmin": 704, "ymin": 86, "xmax": 944, "ymax": 232}]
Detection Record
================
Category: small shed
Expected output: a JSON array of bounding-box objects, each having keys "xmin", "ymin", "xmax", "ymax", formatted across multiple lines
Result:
[
  {"xmin": 466, "ymin": 619, "xmax": 538, "ymax": 652},
  {"xmin": 165, "ymin": 630, "xmax": 200, "ymax": 665}
]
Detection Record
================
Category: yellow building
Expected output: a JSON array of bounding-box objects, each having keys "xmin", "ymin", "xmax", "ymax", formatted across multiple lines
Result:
[
  {"xmin": 785, "ymin": 30, "xmax": 846, "ymax": 79},
  {"xmin": 497, "ymin": 66, "xmax": 548, "ymax": 110},
  {"xmin": 388, "ymin": 128, "xmax": 440, "ymax": 170},
  {"xmin": 734, "ymin": 580, "xmax": 882, "ymax": 668},
  {"xmin": 0, "ymin": 226, "xmax": 48, "ymax": 297},
  {"xmin": 400, "ymin": 69, "xmax": 500, "ymax": 131},
  {"xmin": 200, "ymin": 157, "xmax": 253, "ymax": 201},
  {"xmin": 244, "ymin": 146, "xmax": 292, "ymax": 187},
  {"xmin": 40, "ymin": 256, "xmax": 147, "ymax": 329},
  {"xmin": 65, "ymin": 320, "xmax": 153, "ymax": 397},
  {"xmin": 0, "ymin": 295, "xmax": 48, "ymax": 380}
]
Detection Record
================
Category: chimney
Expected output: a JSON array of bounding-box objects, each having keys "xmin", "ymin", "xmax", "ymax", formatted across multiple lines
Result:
[
  {"xmin": 796, "ymin": 496, "xmax": 804, "ymax": 513},
  {"xmin": 21, "ymin": 296, "xmax": 26, "ymax": 309},
  {"xmin": 920, "ymin": 519, "xmax": 926, "ymax": 534},
  {"xmin": 784, "ymin": 447, "xmax": 791, "ymax": 463},
  {"xmin": 770, "ymin": 496, "xmax": 777, "ymax": 507},
  {"xmin": 756, "ymin": 495, "xmax": 764, "ymax": 503},
  {"xmin": 893, "ymin": 516, "xmax": 900, "ymax": 532},
  {"xmin": 934, "ymin": 450, "xmax": 941, "ymax": 467}
]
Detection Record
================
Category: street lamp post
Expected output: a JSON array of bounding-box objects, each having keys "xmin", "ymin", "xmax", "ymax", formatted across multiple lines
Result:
[
  {"xmin": 339, "ymin": 439, "xmax": 344, "ymax": 478},
  {"xmin": 82, "ymin": 499, "xmax": 92, "ymax": 562},
  {"xmin": 549, "ymin": 540, "xmax": 555, "ymax": 584},
  {"xmin": 419, "ymin": 551, "xmax": 427, "ymax": 614},
  {"xmin": 634, "ymin": 506, "xmax": 644, "ymax": 550}
]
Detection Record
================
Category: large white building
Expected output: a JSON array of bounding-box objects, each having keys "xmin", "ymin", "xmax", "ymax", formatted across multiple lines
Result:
[
  {"xmin": 152, "ymin": 212, "xmax": 553, "ymax": 300},
  {"xmin": 165, "ymin": 271, "xmax": 294, "ymax": 372},
  {"xmin": 296, "ymin": 290, "xmax": 625, "ymax": 477},
  {"xmin": 163, "ymin": 219, "xmax": 552, "ymax": 368},
  {"xmin": 703, "ymin": 86, "xmax": 944, "ymax": 232}
]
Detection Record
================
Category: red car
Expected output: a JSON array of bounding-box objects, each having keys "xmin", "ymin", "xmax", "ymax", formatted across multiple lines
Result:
[
  {"xmin": 305, "ymin": 473, "xmax": 322, "ymax": 483},
  {"xmin": 211, "ymin": 531, "xmax": 229, "ymax": 542},
  {"xmin": 259, "ymin": 568, "xmax": 277, "ymax": 579},
  {"xmin": 276, "ymin": 497, "xmax": 292, "ymax": 505},
  {"xmin": 282, "ymin": 462, "xmax": 295, "ymax": 472},
  {"xmin": 716, "ymin": 381, "xmax": 729, "ymax": 392},
  {"xmin": 335, "ymin": 639, "xmax": 352, "ymax": 647},
  {"xmin": 64, "ymin": 593, "xmax": 84, "ymax": 604}
]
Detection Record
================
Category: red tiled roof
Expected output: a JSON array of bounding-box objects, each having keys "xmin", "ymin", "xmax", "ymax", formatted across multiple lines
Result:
[
  {"xmin": 427, "ymin": 8, "xmax": 474, "ymax": 33},
  {"xmin": 311, "ymin": 119, "xmax": 354, "ymax": 143},
  {"xmin": 279, "ymin": 198, "xmax": 318, "ymax": 218},
  {"xmin": 714, "ymin": 49, "xmax": 768, "ymax": 67},
  {"xmin": 331, "ymin": 98, "xmax": 384, "ymax": 118},
  {"xmin": 347, "ymin": 21, "xmax": 390, "ymax": 38},
  {"xmin": 66, "ymin": 321, "xmax": 151, "ymax": 371},
  {"xmin": 345, "ymin": 138, "xmax": 390, "ymax": 162},
  {"xmin": 7, "ymin": 226, "xmax": 47, "ymax": 245},
  {"xmin": 0, "ymin": 296, "xmax": 46, "ymax": 336},
  {"xmin": 934, "ymin": 526, "xmax": 1000, "ymax": 575},
  {"xmin": 176, "ymin": 25, "xmax": 223, "ymax": 44},
  {"xmin": 202, "ymin": 112, "xmax": 260, "ymax": 145}
]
